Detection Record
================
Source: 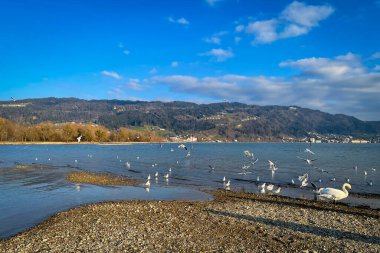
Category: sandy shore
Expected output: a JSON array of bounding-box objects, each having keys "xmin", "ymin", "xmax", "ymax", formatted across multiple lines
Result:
[{"xmin": 1, "ymin": 190, "xmax": 379, "ymax": 252}]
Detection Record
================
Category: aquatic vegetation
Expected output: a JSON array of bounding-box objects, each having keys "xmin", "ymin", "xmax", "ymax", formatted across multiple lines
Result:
[{"xmin": 66, "ymin": 171, "xmax": 138, "ymax": 186}]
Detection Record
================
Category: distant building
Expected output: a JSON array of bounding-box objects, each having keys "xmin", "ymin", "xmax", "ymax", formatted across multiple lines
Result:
[
  {"xmin": 351, "ymin": 139, "xmax": 369, "ymax": 144},
  {"xmin": 186, "ymin": 136, "xmax": 197, "ymax": 142}
]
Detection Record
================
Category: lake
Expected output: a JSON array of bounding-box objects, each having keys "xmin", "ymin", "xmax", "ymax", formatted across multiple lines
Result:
[{"xmin": 0, "ymin": 143, "xmax": 379, "ymax": 238}]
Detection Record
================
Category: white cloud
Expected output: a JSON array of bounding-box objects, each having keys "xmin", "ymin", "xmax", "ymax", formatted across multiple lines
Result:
[
  {"xmin": 246, "ymin": 19, "xmax": 278, "ymax": 44},
  {"xmin": 127, "ymin": 78, "xmax": 145, "ymax": 91},
  {"xmin": 235, "ymin": 25, "xmax": 245, "ymax": 32},
  {"xmin": 204, "ymin": 36, "xmax": 221, "ymax": 45},
  {"xmin": 171, "ymin": 61, "xmax": 179, "ymax": 67},
  {"xmin": 206, "ymin": 0, "xmax": 224, "ymax": 6},
  {"xmin": 123, "ymin": 50, "xmax": 130, "ymax": 55},
  {"xmin": 150, "ymin": 53, "xmax": 380, "ymax": 120},
  {"xmin": 281, "ymin": 1, "xmax": 334, "ymax": 27},
  {"xmin": 204, "ymin": 31, "xmax": 228, "ymax": 45},
  {"xmin": 371, "ymin": 52, "xmax": 380, "ymax": 59},
  {"xmin": 100, "ymin": 70, "xmax": 122, "ymax": 80},
  {"xmin": 108, "ymin": 87, "xmax": 124, "ymax": 99},
  {"xmin": 234, "ymin": 37, "xmax": 242, "ymax": 44},
  {"xmin": 201, "ymin": 48, "xmax": 234, "ymax": 62},
  {"xmin": 244, "ymin": 1, "xmax": 334, "ymax": 44},
  {"xmin": 149, "ymin": 68, "xmax": 158, "ymax": 75},
  {"xmin": 168, "ymin": 17, "xmax": 189, "ymax": 25},
  {"xmin": 279, "ymin": 53, "xmax": 366, "ymax": 79}
]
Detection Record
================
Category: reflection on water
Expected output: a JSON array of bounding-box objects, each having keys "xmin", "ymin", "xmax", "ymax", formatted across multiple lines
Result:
[{"xmin": 0, "ymin": 143, "xmax": 379, "ymax": 238}]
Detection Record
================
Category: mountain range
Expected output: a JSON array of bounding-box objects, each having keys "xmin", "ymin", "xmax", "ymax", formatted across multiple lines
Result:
[{"xmin": 0, "ymin": 97, "xmax": 379, "ymax": 141}]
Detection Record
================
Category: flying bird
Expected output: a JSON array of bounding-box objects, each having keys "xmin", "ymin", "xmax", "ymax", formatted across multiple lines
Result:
[
  {"xmin": 77, "ymin": 135, "xmax": 82, "ymax": 143},
  {"xmin": 178, "ymin": 144, "xmax": 187, "ymax": 150},
  {"xmin": 297, "ymin": 156, "xmax": 316, "ymax": 165},
  {"xmin": 304, "ymin": 148, "xmax": 315, "ymax": 155}
]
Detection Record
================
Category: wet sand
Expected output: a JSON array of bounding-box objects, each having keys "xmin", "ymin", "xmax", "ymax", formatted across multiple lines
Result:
[{"xmin": 1, "ymin": 190, "xmax": 379, "ymax": 252}]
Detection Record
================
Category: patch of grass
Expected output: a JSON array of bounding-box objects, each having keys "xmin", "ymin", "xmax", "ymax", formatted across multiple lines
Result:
[
  {"xmin": 15, "ymin": 165, "xmax": 55, "ymax": 170},
  {"xmin": 66, "ymin": 171, "xmax": 138, "ymax": 186}
]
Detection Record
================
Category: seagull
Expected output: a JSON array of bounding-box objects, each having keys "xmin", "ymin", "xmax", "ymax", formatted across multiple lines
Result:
[
  {"xmin": 164, "ymin": 173, "xmax": 169, "ymax": 179},
  {"xmin": 372, "ymin": 168, "xmax": 376, "ymax": 172},
  {"xmin": 291, "ymin": 179, "xmax": 295, "ymax": 185},
  {"xmin": 77, "ymin": 135, "xmax": 82, "ymax": 143},
  {"xmin": 258, "ymin": 182, "xmax": 266, "ymax": 190},
  {"xmin": 345, "ymin": 177, "xmax": 350, "ymax": 183},
  {"xmin": 316, "ymin": 183, "xmax": 352, "ymax": 203},
  {"xmin": 268, "ymin": 160, "xmax": 278, "ymax": 171},
  {"xmin": 125, "ymin": 162, "xmax": 131, "ymax": 169},
  {"xmin": 75, "ymin": 159, "xmax": 78, "ymax": 163},
  {"xmin": 266, "ymin": 184, "xmax": 274, "ymax": 191},
  {"xmin": 208, "ymin": 165, "xmax": 215, "ymax": 171},
  {"xmin": 353, "ymin": 166, "xmax": 358, "ymax": 171},
  {"xmin": 170, "ymin": 148, "xmax": 174, "ymax": 152},
  {"xmin": 136, "ymin": 156, "xmax": 140, "ymax": 160},
  {"xmin": 256, "ymin": 176, "xmax": 260, "ymax": 182},
  {"xmin": 258, "ymin": 183, "xmax": 266, "ymax": 193},
  {"xmin": 364, "ymin": 171, "xmax": 367, "ymax": 176},
  {"xmin": 304, "ymin": 148, "xmax": 315, "ymax": 155},
  {"xmin": 367, "ymin": 181, "xmax": 373, "ymax": 186},
  {"xmin": 147, "ymin": 174, "xmax": 151, "ymax": 181},
  {"xmin": 145, "ymin": 180, "xmax": 151, "ymax": 188},
  {"xmin": 222, "ymin": 176, "xmax": 226, "ymax": 182},
  {"xmin": 273, "ymin": 187, "xmax": 281, "ymax": 194},
  {"xmin": 243, "ymin": 150, "xmax": 254, "ymax": 159},
  {"xmin": 178, "ymin": 144, "xmax": 187, "ymax": 150},
  {"xmin": 75, "ymin": 183, "xmax": 81, "ymax": 191},
  {"xmin": 169, "ymin": 168, "xmax": 172, "ymax": 173},
  {"xmin": 298, "ymin": 173, "xmax": 308, "ymax": 188},
  {"xmin": 185, "ymin": 151, "xmax": 191, "ymax": 158},
  {"xmin": 11, "ymin": 97, "xmax": 16, "ymax": 102},
  {"xmin": 330, "ymin": 177, "xmax": 336, "ymax": 182},
  {"xmin": 225, "ymin": 180, "xmax": 231, "ymax": 187},
  {"xmin": 155, "ymin": 171, "xmax": 159, "ymax": 178},
  {"xmin": 297, "ymin": 156, "xmax": 316, "ymax": 165}
]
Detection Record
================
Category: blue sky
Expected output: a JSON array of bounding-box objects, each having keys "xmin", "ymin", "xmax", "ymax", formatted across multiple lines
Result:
[{"xmin": 0, "ymin": 0, "xmax": 380, "ymax": 120}]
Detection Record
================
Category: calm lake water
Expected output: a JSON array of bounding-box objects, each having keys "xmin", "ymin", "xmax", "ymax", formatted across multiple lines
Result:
[{"xmin": 0, "ymin": 143, "xmax": 379, "ymax": 238}]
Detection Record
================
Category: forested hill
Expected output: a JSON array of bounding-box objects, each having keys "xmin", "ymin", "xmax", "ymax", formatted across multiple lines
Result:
[{"xmin": 0, "ymin": 97, "xmax": 379, "ymax": 140}]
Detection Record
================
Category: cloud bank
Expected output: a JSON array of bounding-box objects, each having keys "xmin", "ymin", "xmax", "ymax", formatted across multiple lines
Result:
[{"xmin": 149, "ymin": 53, "xmax": 380, "ymax": 120}]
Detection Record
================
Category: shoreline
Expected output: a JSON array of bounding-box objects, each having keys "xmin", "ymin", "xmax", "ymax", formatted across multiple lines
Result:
[
  {"xmin": 1, "ymin": 141, "xmax": 379, "ymax": 145},
  {"xmin": 1, "ymin": 190, "xmax": 379, "ymax": 252}
]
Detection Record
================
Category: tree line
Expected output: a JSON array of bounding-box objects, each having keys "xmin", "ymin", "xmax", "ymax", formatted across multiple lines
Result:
[{"xmin": 0, "ymin": 118, "xmax": 163, "ymax": 142}]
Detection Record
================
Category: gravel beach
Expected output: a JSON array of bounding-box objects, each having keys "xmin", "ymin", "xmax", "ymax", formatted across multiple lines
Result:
[{"xmin": 1, "ymin": 190, "xmax": 379, "ymax": 252}]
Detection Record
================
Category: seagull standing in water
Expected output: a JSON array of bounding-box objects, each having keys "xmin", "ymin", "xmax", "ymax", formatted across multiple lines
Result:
[{"xmin": 268, "ymin": 160, "xmax": 278, "ymax": 172}]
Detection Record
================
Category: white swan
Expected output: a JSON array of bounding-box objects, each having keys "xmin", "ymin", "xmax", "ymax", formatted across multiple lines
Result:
[{"xmin": 317, "ymin": 183, "xmax": 351, "ymax": 203}]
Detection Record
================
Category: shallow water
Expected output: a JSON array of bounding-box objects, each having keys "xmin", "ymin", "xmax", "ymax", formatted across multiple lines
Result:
[{"xmin": 0, "ymin": 143, "xmax": 379, "ymax": 238}]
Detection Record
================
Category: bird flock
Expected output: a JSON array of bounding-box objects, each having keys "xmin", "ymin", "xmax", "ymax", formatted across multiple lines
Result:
[{"xmin": 27, "ymin": 138, "xmax": 377, "ymax": 203}]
